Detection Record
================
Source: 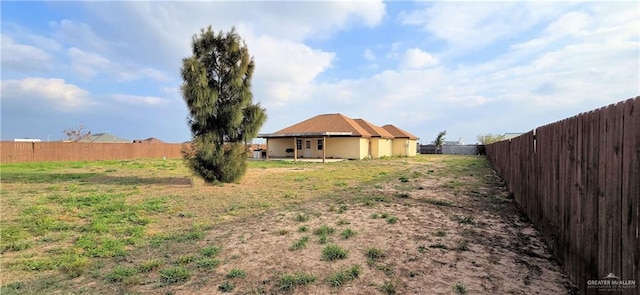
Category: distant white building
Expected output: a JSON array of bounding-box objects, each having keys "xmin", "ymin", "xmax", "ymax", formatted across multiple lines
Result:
[{"xmin": 13, "ymin": 138, "xmax": 41, "ymax": 142}]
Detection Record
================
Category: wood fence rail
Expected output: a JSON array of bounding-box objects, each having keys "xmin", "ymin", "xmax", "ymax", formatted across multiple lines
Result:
[
  {"xmin": 0, "ymin": 142, "xmax": 185, "ymax": 163},
  {"xmin": 486, "ymin": 96, "xmax": 639, "ymax": 295}
]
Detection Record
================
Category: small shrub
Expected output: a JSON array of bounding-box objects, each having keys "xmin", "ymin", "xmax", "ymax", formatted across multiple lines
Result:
[
  {"xmin": 341, "ymin": 228, "xmax": 356, "ymax": 239},
  {"xmin": 370, "ymin": 213, "xmax": 379, "ymax": 219},
  {"xmin": 398, "ymin": 176, "xmax": 409, "ymax": 183},
  {"xmin": 322, "ymin": 244, "xmax": 348, "ymax": 261},
  {"xmin": 434, "ymin": 229, "xmax": 447, "ymax": 237},
  {"xmin": 396, "ymin": 192, "xmax": 410, "ymax": 198},
  {"xmin": 279, "ymin": 273, "xmax": 316, "ymax": 291},
  {"xmin": 276, "ymin": 229, "xmax": 289, "ymax": 236},
  {"xmin": 380, "ymin": 213, "xmax": 389, "ymax": 219},
  {"xmin": 453, "ymin": 282, "xmax": 467, "ymax": 294},
  {"xmin": 337, "ymin": 204, "xmax": 348, "ymax": 213},
  {"xmin": 298, "ymin": 225, "xmax": 308, "ymax": 232},
  {"xmin": 386, "ymin": 216, "xmax": 398, "ymax": 224},
  {"xmin": 159, "ymin": 266, "xmax": 190, "ymax": 284},
  {"xmin": 377, "ymin": 264, "xmax": 394, "ymax": 276},
  {"xmin": 336, "ymin": 218, "xmax": 350, "ymax": 226},
  {"xmin": 219, "ymin": 281, "xmax": 234, "ymax": 292},
  {"xmin": 417, "ymin": 245, "xmax": 428, "ymax": 253},
  {"xmin": 226, "ymin": 268, "xmax": 246, "ymax": 278},
  {"xmin": 454, "ymin": 215, "xmax": 475, "ymax": 225},
  {"xmin": 456, "ymin": 240, "xmax": 469, "ymax": 251},
  {"xmin": 290, "ymin": 236, "xmax": 310, "ymax": 251},
  {"xmin": 293, "ymin": 213, "xmax": 310, "ymax": 222},
  {"xmin": 365, "ymin": 247, "xmax": 385, "ymax": 259},
  {"xmin": 381, "ymin": 281, "xmax": 396, "ymax": 294}
]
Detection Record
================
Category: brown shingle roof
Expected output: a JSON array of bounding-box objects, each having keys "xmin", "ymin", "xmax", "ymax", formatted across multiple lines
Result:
[
  {"xmin": 382, "ymin": 124, "xmax": 419, "ymax": 140},
  {"xmin": 273, "ymin": 114, "xmax": 372, "ymax": 138},
  {"xmin": 353, "ymin": 119, "xmax": 394, "ymax": 139}
]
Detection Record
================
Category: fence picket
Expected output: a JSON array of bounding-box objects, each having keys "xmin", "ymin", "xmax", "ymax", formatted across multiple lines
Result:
[{"xmin": 486, "ymin": 96, "xmax": 639, "ymax": 295}]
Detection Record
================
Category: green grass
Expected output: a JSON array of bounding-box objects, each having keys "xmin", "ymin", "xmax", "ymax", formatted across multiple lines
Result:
[
  {"xmin": 365, "ymin": 247, "xmax": 385, "ymax": 259},
  {"xmin": 226, "ymin": 268, "xmax": 246, "ymax": 278},
  {"xmin": 327, "ymin": 265, "xmax": 362, "ymax": 287},
  {"xmin": 138, "ymin": 259, "xmax": 163, "ymax": 273},
  {"xmin": 322, "ymin": 244, "xmax": 349, "ymax": 261},
  {"xmin": 201, "ymin": 245, "xmax": 222, "ymax": 257},
  {"xmin": 293, "ymin": 213, "xmax": 310, "ymax": 222},
  {"xmin": 105, "ymin": 266, "xmax": 138, "ymax": 282},
  {"xmin": 290, "ymin": 236, "xmax": 310, "ymax": 251},
  {"xmin": 159, "ymin": 266, "xmax": 190, "ymax": 284},
  {"xmin": 279, "ymin": 273, "xmax": 317, "ymax": 291},
  {"xmin": 314, "ymin": 224, "xmax": 335, "ymax": 235},
  {"xmin": 340, "ymin": 228, "xmax": 357, "ymax": 239},
  {"xmin": 0, "ymin": 155, "xmax": 493, "ymax": 293},
  {"xmin": 177, "ymin": 254, "xmax": 195, "ymax": 265},
  {"xmin": 218, "ymin": 281, "xmax": 234, "ymax": 292},
  {"xmin": 195, "ymin": 258, "xmax": 220, "ymax": 270}
]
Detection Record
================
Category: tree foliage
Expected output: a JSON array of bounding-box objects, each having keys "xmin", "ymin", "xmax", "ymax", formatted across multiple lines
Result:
[
  {"xmin": 476, "ymin": 133, "xmax": 506, "ymax": 144},
  {"xmin": 434, "ymin": 130, "xmax": 446, "ymax": 154},
  {"xmin": 63, "ymin": 123, "xmax": 91, "ymax": 141},
  {"xmin": 181, "ymin": 26, "xmax": 267, "ymax": 183}
]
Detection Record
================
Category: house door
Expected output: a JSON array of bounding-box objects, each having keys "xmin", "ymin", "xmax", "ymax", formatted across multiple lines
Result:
[{"xmin": 304, "ymin": 140, "xmax": 312, "ymax": 157}]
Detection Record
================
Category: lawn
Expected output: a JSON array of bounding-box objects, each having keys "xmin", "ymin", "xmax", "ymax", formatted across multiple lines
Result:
[{"xmin": 0, "ymin": 155, "xmax": 574, "ymax": 294}]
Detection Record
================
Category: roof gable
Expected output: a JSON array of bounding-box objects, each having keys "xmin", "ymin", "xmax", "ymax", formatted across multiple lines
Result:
[
  {"xmin": 382, "ymin": 124, "xmax": 419, "ymax": 140},
  {"xmin": 353, "ymin": 119, "xmax": 394, "ymax": 139},
  {"xmin": 274, "ymin": 114, "xmax": 372, "ymax": 137},
  {"xmin": 78, "ymin": 133, "xmax": 130, "ymax": 143}
]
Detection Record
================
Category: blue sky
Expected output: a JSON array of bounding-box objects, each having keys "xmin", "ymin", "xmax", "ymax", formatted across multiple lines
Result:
[{"xmin": 2, "ymin": 1, "xmax": 638, "ymax": 144}]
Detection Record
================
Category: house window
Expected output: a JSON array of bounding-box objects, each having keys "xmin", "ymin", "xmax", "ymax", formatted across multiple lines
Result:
[
  {"xmin": 317, "ymin": 139, "xmax": 323, "ymax": 150},
  {"xmin": 306, "ymin": 140, "xmax": 311, "ymax": 149},
  {"xmin": 296, "ymin": 139, "xmax": 302, "ymax": 150}
]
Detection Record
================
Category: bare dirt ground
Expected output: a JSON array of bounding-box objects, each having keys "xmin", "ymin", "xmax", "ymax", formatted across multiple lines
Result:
[{"xmin": 126, "ymin": 158, "xmax": 577, "ymax": 295}]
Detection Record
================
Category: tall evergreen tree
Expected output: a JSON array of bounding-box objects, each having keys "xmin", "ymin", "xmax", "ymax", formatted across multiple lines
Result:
[{"xmin": 181, "ymin": 26, "xmax": 267, "ymax": 183}]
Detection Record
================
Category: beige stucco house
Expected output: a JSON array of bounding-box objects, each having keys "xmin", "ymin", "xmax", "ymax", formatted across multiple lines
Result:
[
  {"xmin": 258, "ymin": 114, "xmax": 419, "ymax": 161},
  {"xmin": 382, "ymin": 124, "xmax": 419, "ymax": 157}
]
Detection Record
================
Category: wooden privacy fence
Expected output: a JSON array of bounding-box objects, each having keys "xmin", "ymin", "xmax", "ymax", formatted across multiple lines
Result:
[
  {"xmin": 486, "ymin": 96, "xmax": 639, "ymax": 295},
  {"xmin": 0, "ymin": 142, "xmax": 185, "ymax": 163}
]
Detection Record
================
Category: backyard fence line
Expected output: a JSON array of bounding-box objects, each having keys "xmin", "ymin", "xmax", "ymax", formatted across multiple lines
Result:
[
  {"xmin": 0, "ymin": 142, "xmax": 185, "ymax": 163},
  {"xmin": 486, "ymin": 96, "xmax": 639, "ymax": 295}
]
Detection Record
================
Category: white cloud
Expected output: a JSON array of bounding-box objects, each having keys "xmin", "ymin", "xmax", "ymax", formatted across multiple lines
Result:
[
  {"xmin": 68, "ymin": 47, "xmax": 111, "ymax": 79},
  {"xmin": 50, "ymin": 19, "xmax": 116, "ymax": 53},
  {"xmin": 244, "ymin": 32, "xmax": 335, "ymax": 105},
  {"xmin": 402, "ymin": 48, "xmax": 438, "ymax": 69},
  {"xmin": 0, "ymin": 78, "xmax": 91, "ymax": 110},
  {"xmin": 66, "ymin": 47, "xmax": 171, "ymax": 82},
  {"xmin": 111, "ymin": 94, "xmax": 167, "ymax": 106},
  {"xmin": 363, "ymin": 49, "xmax": 376, "ymax": 62},
  {"xmin": 400, "ymin": 2, "xmax": 568, "ymax": 55},
  {"xmin": 1, "ymin": 34, "xmax": 53, "ymax": 72}
]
